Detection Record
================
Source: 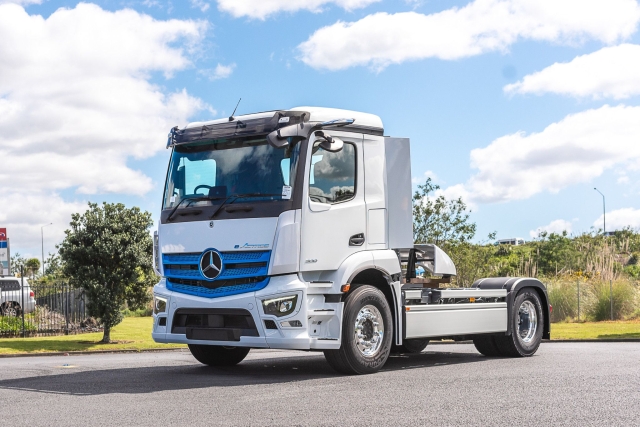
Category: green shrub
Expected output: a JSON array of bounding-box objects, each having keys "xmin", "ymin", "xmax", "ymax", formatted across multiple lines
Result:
[
  {"xmin": 122, "ymin": 307, "xmax": 153, "ymax": 317},
  {"xmin": 586, "ymin": 281, "xmax": 637, "ymax": 321},
  {"xmin": 624, "ymin": 265, "xmax": 640, "ymax": 279},
  {"xmin": 0, "ymin": 316, "xmax": 37, "ymax": 334},
  {"xmin": 547, "ymin": 281, "xmax": 578, "ymax": 322}
]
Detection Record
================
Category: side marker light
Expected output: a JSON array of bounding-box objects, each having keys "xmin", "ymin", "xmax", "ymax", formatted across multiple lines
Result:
[{"xmin": 341, "ymin": 284, "xmax": 351, "ymax": 293}]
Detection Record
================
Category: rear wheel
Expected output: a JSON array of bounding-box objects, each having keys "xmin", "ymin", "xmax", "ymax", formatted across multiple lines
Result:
[
  {"xmin": 188, "ymin": 344, "xmax": 250, "ymax": 366},
  {"xmin": 392, "ymin": 338, "xmax": 430, "ymax": 354},
  {"xmin": 324, "ymin": 285, "xmax": 393, "ymax": 375},
  {"xmin": 493, "ymin": 288, "xmax": 544, "ymax": 357},
  {"xmin": 472, "ymin": 335, "xmax": 501, "ymax": 357},
  {"xmin": 1, "ymin": 303, "xmax": 20, "ymax": 317}
]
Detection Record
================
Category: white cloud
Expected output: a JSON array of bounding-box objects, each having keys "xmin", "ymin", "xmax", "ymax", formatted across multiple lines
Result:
[
  {"xmin": 505, "ymin": 44, "xmax": 640, "ymax": 99},
  {"xmin": 412, "ymin": 170, "xmax": 438, "ymax": 185},
  {"xmin": 0, "ymin": 3, "xmax": 210, "ymax": 251},
  {"xmin": 0, "ymin": 0, "xmax": 41, "ymax": 5},
  {"xmin": 441, "ymin": 105, "xmax": 640, "ymax": 204},
  {"xmin": 593, "ymin": 208, "xmax": 640, "ymax": 231},
  {"xmin": 217, "ymin": 0, "xmax": 380, "ymax": 20},
  {"xmin": 0, "ymin": 193, "xmax": 88, "ymax": 258},
  {"xmin": 298, "ymin": 0, "xmax": 640, "ymax": 71},
  {"xmin": 199, "ymin": 63, "xmax": 236, "ymax": 80},
  {"xmin": 191, "ymin": 0, "xmax": 210, "ymax": 12},
  {"xmin": 529, "ymin": 219, "xmax": 572, "ymax": 238}
]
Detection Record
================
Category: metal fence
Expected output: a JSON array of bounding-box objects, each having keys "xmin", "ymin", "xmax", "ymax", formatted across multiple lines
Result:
[{"xmin": 0, "ymin": 278, "xmax": 100, "ymax": 337}]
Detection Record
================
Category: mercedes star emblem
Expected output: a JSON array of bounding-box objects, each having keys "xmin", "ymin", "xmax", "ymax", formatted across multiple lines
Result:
[{"xmin": 199, "ymin": 249, "xmax": 223, "ymax": 280}]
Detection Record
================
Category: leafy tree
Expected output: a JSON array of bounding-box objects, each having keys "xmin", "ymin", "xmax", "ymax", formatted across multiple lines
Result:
[
  {"xmin": 59, "ymin": 202, "xmax": 155, "ymax": 343},
  {"xmin": 413, "ymin": 178, "xmax": 477, "ymax": 245},
  {"xmin": 10, "ymin": 253, "xmax": 25, "ymax": 276},
  {"xmin": 25, "ymin": 258, "xmax": 41, "ymax": 279}
]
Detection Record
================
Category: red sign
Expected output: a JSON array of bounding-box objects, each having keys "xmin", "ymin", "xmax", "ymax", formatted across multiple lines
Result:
[{"xmin": 0, "ymin": 228, "xmax": 6, "ymax": 241}]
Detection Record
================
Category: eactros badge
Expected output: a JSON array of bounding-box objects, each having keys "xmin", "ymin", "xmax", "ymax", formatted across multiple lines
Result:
[{"xmin": 199, "ymin": 249, "xmax": 223, "ymax": 280}]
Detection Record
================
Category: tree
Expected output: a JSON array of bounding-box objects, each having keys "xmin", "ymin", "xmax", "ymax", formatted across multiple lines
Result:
[
  {"xmin": 413, "ymin": 178, "xmax": 477, "ymax": 245},
  {"xmin": 59, "ymin": 202, "xmax": 155, "ymax": 343},
  {"xmin": 10, "ymin": 253, "xmax": 25, "ymax": 276},
  {"xmin": 25, "ymin": 258, "xmax": 41, "ymax": 279}
]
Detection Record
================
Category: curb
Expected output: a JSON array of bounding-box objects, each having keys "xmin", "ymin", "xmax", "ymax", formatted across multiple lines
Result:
[{"xmin": 0, "ymin": 347, "xmax": 187, "ymax": 359}]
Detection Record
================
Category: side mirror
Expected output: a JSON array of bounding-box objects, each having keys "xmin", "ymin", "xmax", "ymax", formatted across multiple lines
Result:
[
  {"xmin": 266, "ymin": 124, "xmax": 300, "ymax": 148},
  {"xmin": 314, "ymin": 131, "xmax": 344, "ymax": 152}
]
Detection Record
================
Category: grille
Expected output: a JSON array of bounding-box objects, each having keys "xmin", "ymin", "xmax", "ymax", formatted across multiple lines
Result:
[{"xmin": 162, "ymin": 250, "xmax": 271, "ymax": 298}]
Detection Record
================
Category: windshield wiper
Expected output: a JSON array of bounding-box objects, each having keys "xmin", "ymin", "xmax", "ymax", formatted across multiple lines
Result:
[
  {"xmin": 209, "ymin": 193, "xmax": 281, "ymax": 219},
  {"xmin": 166, "ymin": 196, "xmax": 213, "ymax": 222}
]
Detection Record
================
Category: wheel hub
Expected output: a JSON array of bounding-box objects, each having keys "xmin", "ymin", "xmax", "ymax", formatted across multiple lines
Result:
[
  {"xmin": 354, "ymin": 305, "xmax": 384, "ymax": 357},
  {"xmin": 517, "ymin": 300, "xmax": 537, "ymax": 344}
]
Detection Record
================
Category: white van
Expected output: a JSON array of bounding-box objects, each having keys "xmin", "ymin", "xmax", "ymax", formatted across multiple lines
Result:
[{"xmin": 0, "ymin": 277, "xmax": 36, "ymax": 316}]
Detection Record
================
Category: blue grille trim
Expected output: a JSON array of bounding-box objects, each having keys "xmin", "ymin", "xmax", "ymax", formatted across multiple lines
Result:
[
  {"xmin": 166, "ymin": 278, "xmax": 270, "ymax": 298},
  {"xmin": 162, "ymin": 250, "xmax": 271, "ymax": 298}
]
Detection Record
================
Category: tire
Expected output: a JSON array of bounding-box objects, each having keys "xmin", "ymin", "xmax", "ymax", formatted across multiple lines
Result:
[
  {"xmin": 188, "ymin": 344, "xmax": 250, "ymax": 366},
  {"xmin": 392, "ymin": 338, "xmax": 430, "ymax": 354},
  {"xmin": 493, "ymin": 288, "xmax": 544, "ymax": 357},
  {"xmin": 472, "ymin": 335, "xmax": 501, "ymax": 357},
  {"xmin": 323, "ymin": 285, "xmax": 393, "ymax": 375},
  {"xmin": 1, "ymin": 303, "xmax": 20, "ymax": 317}
]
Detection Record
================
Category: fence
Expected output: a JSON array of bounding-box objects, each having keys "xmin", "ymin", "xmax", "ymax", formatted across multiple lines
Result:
[
  {"xmin": 546, "ymin": 279, "xmax": 639, "ymax": 323},
  {"xmin": 0, "ymin": 277, "xmax": 100, "ymax": 338}
]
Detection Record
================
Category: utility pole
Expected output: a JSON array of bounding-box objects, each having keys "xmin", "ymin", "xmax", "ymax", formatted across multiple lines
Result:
[
  {"xmin": 41, "ymin": 223, "xmax": 52, "ymax": 276},
  {"xmin": 594, "ymin": 188, "xmax": 605, "ymax": 234}
]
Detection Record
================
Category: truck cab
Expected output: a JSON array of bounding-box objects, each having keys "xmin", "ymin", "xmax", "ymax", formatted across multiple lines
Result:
[{"xmin": 152, "ymin": 107, "xmax": 550, "ymax": 374}]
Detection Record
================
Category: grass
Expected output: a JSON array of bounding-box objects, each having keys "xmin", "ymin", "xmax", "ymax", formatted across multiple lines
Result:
[
  {"xmin": 1, "ymin": 317, "xmax": 639, "ymax": 355},
  {"xmin": 551, "ymin": 320, "xmax": 640, "ymax": 340},
  {"xmin": 0, "ymin": 317, "xmax": 185, "ymax": 355}
]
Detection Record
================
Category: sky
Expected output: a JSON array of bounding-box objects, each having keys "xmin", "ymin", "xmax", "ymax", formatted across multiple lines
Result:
[{"xmin": 2, "ymin": 0, "xmax": 640, "ymax": 259}]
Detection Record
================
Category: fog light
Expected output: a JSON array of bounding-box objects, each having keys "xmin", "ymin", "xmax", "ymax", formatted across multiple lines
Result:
[
  {"xmin": 262, "ymin": 295, "xmax": 298, "ymax": 317},
  {"xmin": 280, "ymin": 320, "xmax": 303, "ymax": 328},
  {"xmin": 153, "ymin": 296, "xmax": 167, "ymax": 315}
]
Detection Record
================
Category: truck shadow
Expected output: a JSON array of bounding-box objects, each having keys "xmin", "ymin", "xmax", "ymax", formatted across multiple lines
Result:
[{"xmin": 0, "ymin": 349, "xmax": 490, "ymax": 396}]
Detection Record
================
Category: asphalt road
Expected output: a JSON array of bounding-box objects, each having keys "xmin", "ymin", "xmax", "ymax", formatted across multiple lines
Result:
[{"xmin": 0, "ymin": 343, "xmax": 638, "ymax": 426}]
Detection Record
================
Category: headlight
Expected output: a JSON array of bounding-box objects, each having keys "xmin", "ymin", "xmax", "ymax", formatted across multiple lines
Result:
[
  {"xmin": 262, "ymin": 295, "xmax": 298, "ymax": 317},
  {"xmin": 153, "ymin": 296, "xmax": 167, "ymax": 314}
]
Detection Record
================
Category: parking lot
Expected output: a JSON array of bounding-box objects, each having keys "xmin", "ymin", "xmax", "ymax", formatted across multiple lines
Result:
[{"xmin": 1, "ymin": 342, "xmax": 638, "ymax": 426}]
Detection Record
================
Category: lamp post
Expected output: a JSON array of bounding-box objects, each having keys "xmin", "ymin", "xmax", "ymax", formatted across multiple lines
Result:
[
  {"xmin": 41, "ymin": 223, "xmax": 52, "ymax": 276},
  {"xmin": 594, "ymin": 188, "xmax": 605, "ymax": 234}
]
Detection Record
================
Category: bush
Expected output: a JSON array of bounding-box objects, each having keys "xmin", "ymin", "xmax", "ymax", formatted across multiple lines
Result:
[
  {"xmin": 0, "ymin": 316, "xmax": 37, "ymax": 334},
  {"xmin": 122, "ymin": 307, "xmax": 153, "ymax": 317},
  {"xmin": 587, "ymin": 281, "xmax": 637, "ymax": 321},
  {"xmin": 547, "ymin": 281, "xmax": 578, "ymax": 322},
  {"xmin": 624, "ymin": 265, "xmax": 640, "ymax": 279}
]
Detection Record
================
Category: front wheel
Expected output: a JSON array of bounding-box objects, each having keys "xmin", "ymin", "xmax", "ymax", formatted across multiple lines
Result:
[
  {"xmin": 188, "ymin": 344, "xmax": 250, "ymax": 366},
  {"xmin": 324, "ymin": 285, "xmax": 393, "ymax": 375}
]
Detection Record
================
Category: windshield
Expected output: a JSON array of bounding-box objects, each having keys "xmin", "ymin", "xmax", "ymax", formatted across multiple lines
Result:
[{"xmin": 163, "ymin": 137, "xmax": 300, "ymax": 209}]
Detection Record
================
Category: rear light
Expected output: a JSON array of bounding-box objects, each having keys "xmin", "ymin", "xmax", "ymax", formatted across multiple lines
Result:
[
  {"xmin": 29, "ymin": 291, "xmax": 35, "ymax": 298},
  {"xmin": 549, "ymin": 304, "xmax": 553, "ymax": 313}
]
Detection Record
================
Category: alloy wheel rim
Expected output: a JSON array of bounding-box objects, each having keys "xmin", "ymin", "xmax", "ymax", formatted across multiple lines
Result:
[
  {"xmin": 354, "ymin": 305, "xmax": 384, "ymax": 357},
  {"xmin": 517, "ymin": 300, "xmax": 538, "ymax": 343}
]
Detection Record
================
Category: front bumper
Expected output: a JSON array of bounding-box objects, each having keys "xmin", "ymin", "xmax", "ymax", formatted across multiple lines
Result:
[{"xmin": 152, "ymin": 275, "xmax": 343, "ymax": 350}]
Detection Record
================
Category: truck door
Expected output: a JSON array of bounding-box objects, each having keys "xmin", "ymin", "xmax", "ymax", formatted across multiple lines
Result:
[{"xmin": 300, "ymin": 131, "xmax": 366, "ymax": 271}]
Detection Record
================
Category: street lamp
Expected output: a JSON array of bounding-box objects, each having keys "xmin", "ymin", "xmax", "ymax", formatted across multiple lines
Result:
[
  {"xmin": 593, "ymin": 188, "xmax": 605, "ymax": 234},
  {"xmin": 41, "ymin": 223, "xmax": 52, "ymax": 276}
]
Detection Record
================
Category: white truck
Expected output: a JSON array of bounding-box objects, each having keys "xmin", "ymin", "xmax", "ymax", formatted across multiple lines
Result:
[{"xmin": 152, "ymin": 107, "xmax": 550, "ymax": 374}]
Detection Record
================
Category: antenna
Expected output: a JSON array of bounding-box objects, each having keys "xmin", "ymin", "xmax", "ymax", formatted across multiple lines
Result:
[{"xmin": 229, "ymin": 98, "xmax": 242, "ymax": 122}]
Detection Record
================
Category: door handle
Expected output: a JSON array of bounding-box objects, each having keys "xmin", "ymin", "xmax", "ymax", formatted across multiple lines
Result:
[{"xmin": 349, "ymin": 233, "xmax": 365, "ymax": 246}]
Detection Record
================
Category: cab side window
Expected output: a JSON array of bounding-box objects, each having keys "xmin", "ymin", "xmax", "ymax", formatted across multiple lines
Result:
[{"xmin": 309, "ymin": 143, "xmax": 356, "ymax": 204}]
